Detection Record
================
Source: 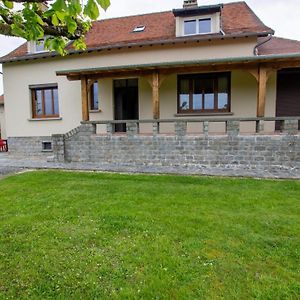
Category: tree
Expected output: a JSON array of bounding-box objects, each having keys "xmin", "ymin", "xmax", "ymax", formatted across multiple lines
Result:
[{"xmin": 0, "ymin": 0, "xmax": 110, "ymax": 54}]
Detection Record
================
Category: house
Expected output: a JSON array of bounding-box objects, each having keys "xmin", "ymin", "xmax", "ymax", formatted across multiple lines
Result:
[
  {"xmin": 0, "ymin": 95, "xmax": 5, "ymax": 139},
  {"xmin": 0, "ymin": 0, "xmax": 299, "ymax": 170}
]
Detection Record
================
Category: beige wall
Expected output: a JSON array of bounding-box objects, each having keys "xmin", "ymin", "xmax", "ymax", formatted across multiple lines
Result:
[
  {"xmin": 91, "ymin": 70, "xmax": 277, "ymax": 134},
  {"xmin": 0, "ymin": 104, "xmax": 6, "ymax": 139},
  {"xmin": 3, "ymin": 37, "xmax": 278, "ymax": 137}
]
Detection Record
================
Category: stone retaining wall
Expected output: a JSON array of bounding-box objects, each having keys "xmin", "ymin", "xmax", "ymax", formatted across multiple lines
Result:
[
  {"xmin": 7, "ymin": 122, "xmax": 300, "ymax": 173},
  {"xmin": 52, "ymin": 123, "xmax": 300, "ymax": 170},
  {"xmin": 7, "ymin": 136, "xmax": 53, "ymax": 159}
]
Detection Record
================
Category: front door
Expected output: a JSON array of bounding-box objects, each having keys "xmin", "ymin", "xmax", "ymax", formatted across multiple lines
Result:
[
  {"xmin": 276, "ymin": 69, "xmax": 300, "ymax": 130},
  {"xmin": 114, "ymin": 79, "xmax": 139, "ymax": 132}
]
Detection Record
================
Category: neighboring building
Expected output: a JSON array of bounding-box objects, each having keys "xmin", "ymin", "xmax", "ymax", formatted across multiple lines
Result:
[
  {"xmin": 0, "ymin": 0, "xmax": 299, "ymax": 166},
  {"xmin": 0, "ymin": 95, "xmax": 5, "ymax": 139}
]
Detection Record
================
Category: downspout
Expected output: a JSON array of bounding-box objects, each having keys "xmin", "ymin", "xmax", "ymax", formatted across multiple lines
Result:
[{"xmin": 253, "ymin": 34, "xmax": 273, "ymax": 56}]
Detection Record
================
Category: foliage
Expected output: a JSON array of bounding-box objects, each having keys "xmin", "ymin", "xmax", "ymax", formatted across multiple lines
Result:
[
  {"xmin": 0, "ymin": 171, "xmax": 299, "ymax": 298},
  {"xmin": 0, "ymin": 0, "xmax": 110, "ymax": 55}
]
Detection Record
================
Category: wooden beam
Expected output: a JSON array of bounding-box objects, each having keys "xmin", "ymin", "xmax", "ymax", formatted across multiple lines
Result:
[
  {"xmin": 247, "ymin": 68, "xmax": 259, "ymax": 81},
  {"xmin": 81, "ymin": 76, "xmax": 89, "ymax": 121},
  {"xmin": 61, "ymin": 58, "xmax": 300, "ymax": 81},
  {"xmin": 257, "ymin": 67, "xmax": 268, "ymax": 117},
  {"xmin": 152, "ymin": 72, "xmax": 160, "ymax": 119},
  {"xmin": 87, "ymin": 79, "xmax": 98, "ymax": 90}
]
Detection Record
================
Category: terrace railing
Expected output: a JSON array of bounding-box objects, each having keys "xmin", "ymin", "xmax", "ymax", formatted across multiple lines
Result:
[{"xmin": 82, "ymin": 117, "xmax": 300, "ymax": 137}]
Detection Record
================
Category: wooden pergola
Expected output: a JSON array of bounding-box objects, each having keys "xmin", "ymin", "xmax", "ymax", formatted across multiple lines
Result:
[{"xmin": 56, "ymin": 54, "xmax": 300, "ymax": 121}]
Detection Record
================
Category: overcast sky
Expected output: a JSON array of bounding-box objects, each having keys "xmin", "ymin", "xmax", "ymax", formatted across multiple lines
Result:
[{"xmin": 1, "ymin": 0, "xmax": 300, "ymax": 94}]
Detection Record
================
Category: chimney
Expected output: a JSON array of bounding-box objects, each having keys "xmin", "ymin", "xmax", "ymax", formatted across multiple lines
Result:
[{"xmin": 183, "ymin": 0, "xmax": 198, "ymax": 8}]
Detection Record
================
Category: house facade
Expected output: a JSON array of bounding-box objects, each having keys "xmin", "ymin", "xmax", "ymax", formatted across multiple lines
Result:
[
  {"xmin": 0, "ymin": 1, "xmax": 300, "ymax": 171},
  {"xmin": 0, "ymin": 95, "xmax": 5, "ymax": 139}
]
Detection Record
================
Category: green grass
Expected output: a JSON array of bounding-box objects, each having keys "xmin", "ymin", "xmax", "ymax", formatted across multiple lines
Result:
[{"xmin": 0, "ymin": 171, "xmax": 299, "ymax": 299}]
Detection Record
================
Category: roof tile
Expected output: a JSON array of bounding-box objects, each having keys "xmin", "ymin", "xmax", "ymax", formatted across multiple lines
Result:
[{"xmin": 258, "ymin": 37, "xmax": 300, "ymax": 55}]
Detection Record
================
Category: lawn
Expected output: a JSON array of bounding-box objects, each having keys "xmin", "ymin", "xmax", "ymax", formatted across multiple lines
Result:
[{"xmin": 0, "ymin": 171, "xmax": 299, "ymax": 299}]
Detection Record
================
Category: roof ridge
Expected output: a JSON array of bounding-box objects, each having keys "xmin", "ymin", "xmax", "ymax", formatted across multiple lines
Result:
[
  {"xmin": 95, "ymin": 10, "xmax": 172, "ymax": 24},
  {"xmin": 92, "ymin": 2, "xmax": 250, "ymax": 24}
]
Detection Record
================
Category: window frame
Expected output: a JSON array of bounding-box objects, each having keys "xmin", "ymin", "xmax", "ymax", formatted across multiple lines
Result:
[
  {"xmin": 183, "ymin": 17, "xmax": 212, "ymax": 36},
  {"xmin": 89, "ymin": 81, "xmax": 99, "ymax": 111},
  {"xmin": 177, "ymin": 72, "xmax": 231, "ymax": 114},
  {"xmin": 30, "ymin": 84, "xmax": 59, "ymax": 119}
]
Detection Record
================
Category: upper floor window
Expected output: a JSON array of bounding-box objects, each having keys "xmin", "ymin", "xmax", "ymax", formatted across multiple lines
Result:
[
  {"xmin": 28, "ymin": 38, "xmax": 49, "ymax": 54},
  {"xmin": 35, "ymin": 39, "xmax": 47, "ymax": 52},
  {"xmin": 89, "ymin": 81, "xmax": 99, "ymax": 111},
  {"xmin": 184, "ymin": 18, "xmax": 212, "ymax": 35},
  {"xmin": 30, "ymin": 84, "xmax": 59, "ymax": 118},
  {"xmin": 178, "ymin": 73, "xmax": 230, "ymax": 114}
]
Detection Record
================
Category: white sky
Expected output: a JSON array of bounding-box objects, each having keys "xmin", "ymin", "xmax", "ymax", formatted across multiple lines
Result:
[{"xmin": 1, "ymin": 0, "xmax": 300, "ymax": 94}]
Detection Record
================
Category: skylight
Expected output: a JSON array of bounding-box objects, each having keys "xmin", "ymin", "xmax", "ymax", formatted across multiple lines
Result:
[{"xmin": 133, "ymin": 25, "xmax": 146, "ymax": 33}]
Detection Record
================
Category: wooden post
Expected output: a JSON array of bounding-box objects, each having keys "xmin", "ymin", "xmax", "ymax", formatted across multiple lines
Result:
[
  {"xmin": 152, "ymin": 72, "xmax": 160, "ymax": 119},
  {"xmin": 81, "ymin": 76, "xmax": 89, "ymax": 121},
  {"xmin": 247, "ymin": 67, "xmax": 272, "ymax": 118},
  {"xmin": 257, "ymin": 67, "xmax": 267, "ymax": 117}
]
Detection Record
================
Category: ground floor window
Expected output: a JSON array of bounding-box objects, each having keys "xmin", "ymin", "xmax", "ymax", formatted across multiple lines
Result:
[
  {"xmin": 30, "ymin": 84, "xmax": 59, "ymax": 118},
  {"xmin": 178, "ymin": 72, "xmax": 231, "ymax": 114},
  {"xmin": 90, "ymin": 81, "xmax": 99, "ymax": 111}
]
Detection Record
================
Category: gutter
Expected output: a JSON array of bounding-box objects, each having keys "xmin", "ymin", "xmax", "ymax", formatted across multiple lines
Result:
[
  {"xmin": 253, "ymin": 34, "xmax": 273, "ymax": 55},
  {"xmin": 0, "ymin": 31, "xmax": 273, "ymax": 64}
]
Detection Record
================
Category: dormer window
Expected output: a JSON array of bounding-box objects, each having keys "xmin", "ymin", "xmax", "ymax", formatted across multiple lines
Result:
[
  {"xmin": 28, "ymin": 38, "xmax": 49, "ymax": 54},
  {"xmin": 173, "ymin": 3, "xmax": 222, "ymax": 37},
  {"xmin": 35, "ymin": 39, "xmax": 47, "ymax": 52}
]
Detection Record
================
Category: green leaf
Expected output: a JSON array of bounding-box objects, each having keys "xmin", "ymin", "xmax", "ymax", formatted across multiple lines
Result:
[
  {"xmin": 73, "ymin": 37, "xmax": 87, "ymax": 50},
  {"xmin": 43, "ymin": 9, "xmax": 55, "ymax": 18},
  {"xmin": 52, "ymin": 0, "xmax": 67, "ymax": 11},
  {"xmin": 11, "ymin": 24, "xmax": 24, "ymax": 37},
  {"xmin": 71, "ymin": 0, "xmax": 82, "ymax": 14},
  {"xmin": 96, "ymin": 0, "xmax": 110, "ymax": 11},
  {"xmin": 84, "ymin": 0, "xmax": 99, "ymax": 20},
  {"xmin": 66, "ymin": 17, "xmax": 77, "ymax": 35},
  {"xmin": 51, "ymin": 14, "xmax": 59, "ymax": 26},
  {"xmin": 56, "ymin": 11, "xmax": 67, "ymax": 22},
  {"xmin": 3, "ymin": 1, "xmax": 13, "ymax": 9},
  {"xmin": 35, "ymin": 15, "xmax": 44, "ymax": 26}
]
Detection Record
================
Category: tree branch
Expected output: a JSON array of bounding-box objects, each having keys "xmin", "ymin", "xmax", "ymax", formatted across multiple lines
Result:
[
  {"xmin": 0, "ymin": 23, "xmax": 13, "ymax": 36},
  {"xmin": 4, "ymin": 0, "xmax": 48, "ymax": 3}
]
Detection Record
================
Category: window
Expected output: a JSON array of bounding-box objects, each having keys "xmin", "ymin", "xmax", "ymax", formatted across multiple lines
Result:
[
  {"xmin": 90, "ymin": 81, "xmax": 99, "ymax": 111},
  {"xmin": 31, "ymin": 85, "xmax": 59, "ymax": 118},
  {"xmin": 199, "ymin": 18, "xmax": 211, "ymax": 34},
  {"xmin": 42, "ymin": 141, "xmax": 52, "ymax": 151},
  {"xmin": 184, "ymin": 18, "xmax": 212, "ymax": 35},
  {"xmin": 133, "ymin": 25, "xmax": 146, "ymax": 33},
  {"xmin": 34, "ymin": 38, "xmax": 48, "ymax": 52},
  {"xmin": 178, "ymin": 73, "xmax": 230, "ymax": 114},
  {"xmin": 184, "ymin": 20, "xmax": 197, "ymax": 35}
]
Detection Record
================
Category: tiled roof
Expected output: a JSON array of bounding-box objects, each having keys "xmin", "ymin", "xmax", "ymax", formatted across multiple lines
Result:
[
  {"xmin": 0, "ymin": 95, "xmax": 4, "ymax": 105},
  {"xmin": 258, "ymin": 37, "xmax": 300, "ymax": 55},
  {"xmin": 1, "ymin": 1, "xmax": 273, "ymax": 62}
]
